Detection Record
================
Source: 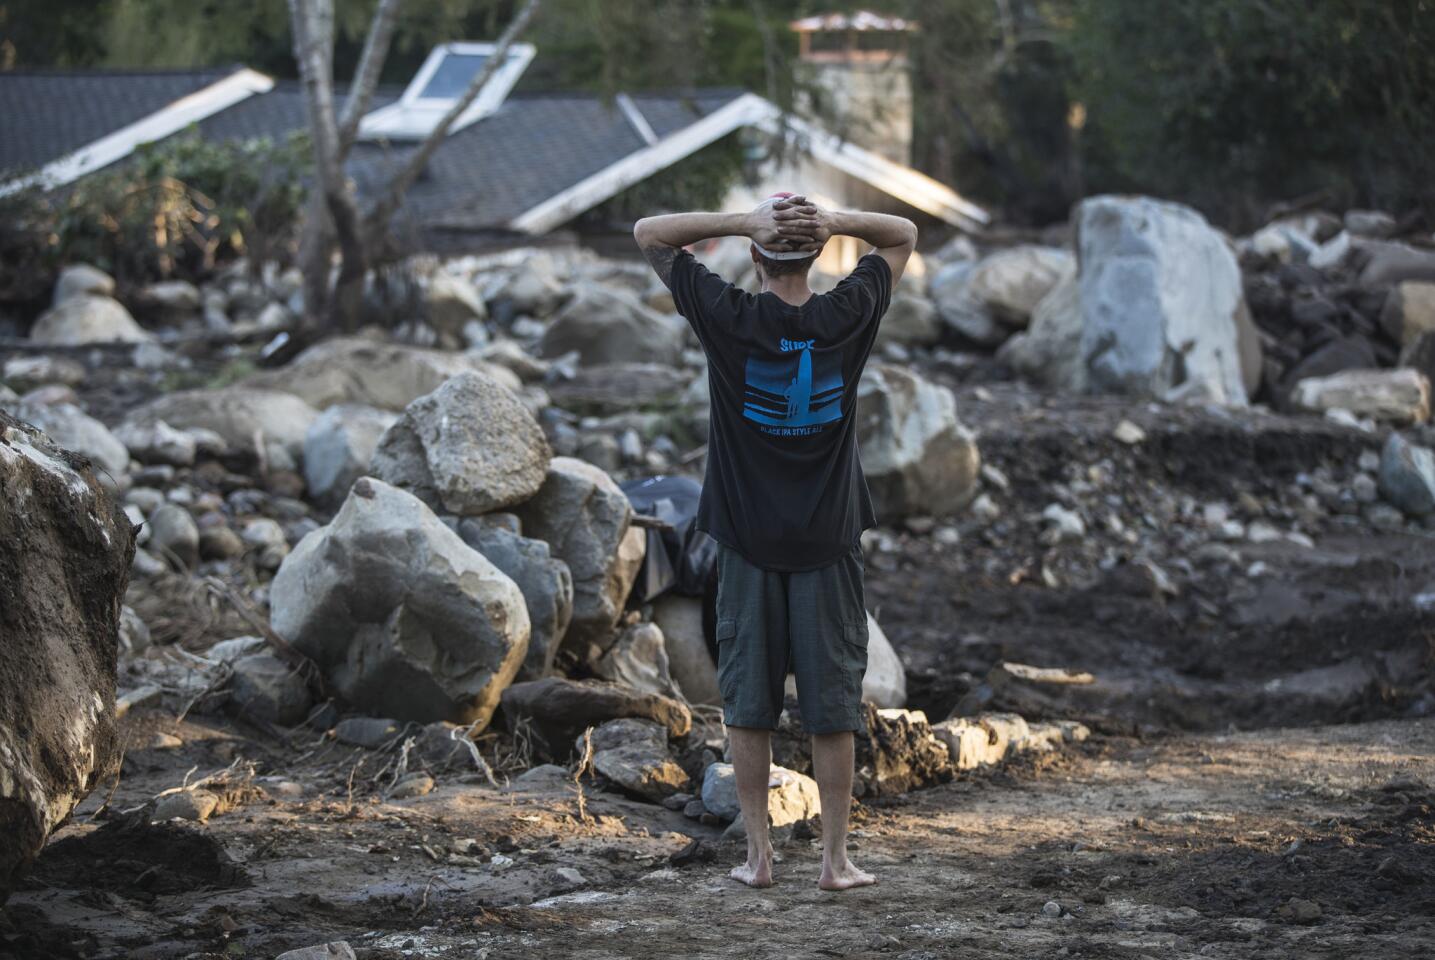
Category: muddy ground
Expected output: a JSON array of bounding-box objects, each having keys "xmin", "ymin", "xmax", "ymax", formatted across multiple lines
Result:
[
  {"xmin": 5, "ymin": 711, "xmax": 1432, "ymax": 959},
  {"xmin": 6, "ymin": 354, "xmax": 1435, "ymax": 958}
]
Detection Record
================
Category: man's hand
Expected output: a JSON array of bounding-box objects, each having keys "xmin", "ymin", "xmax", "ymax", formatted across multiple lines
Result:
[
  {"xmin": 748, "ymin": 197, "xmax": 818, "ymax": 254},
  {"xmin": 771, "ymin": 195, "xmax": 833, "ymax": 253}
]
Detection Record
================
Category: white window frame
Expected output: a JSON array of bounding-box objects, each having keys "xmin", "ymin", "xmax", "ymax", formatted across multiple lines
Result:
[{"xmin": 358, "ymin": 42, "xmax": 535, "ymax": 141}]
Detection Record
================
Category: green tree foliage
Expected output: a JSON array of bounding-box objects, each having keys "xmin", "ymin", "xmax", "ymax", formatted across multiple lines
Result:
[
  {"xmin": 1070, "ymin": 0, "xmax": 1435, "ymax": 226},
  {"xmin": 3, "ymin": 132, "xmax": 310, "ymax": 306}
]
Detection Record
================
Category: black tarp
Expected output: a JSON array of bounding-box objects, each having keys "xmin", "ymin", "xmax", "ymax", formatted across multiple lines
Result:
[{"xmin": 620, "ymin": 475, "xmax": 717, "ymax": 604}]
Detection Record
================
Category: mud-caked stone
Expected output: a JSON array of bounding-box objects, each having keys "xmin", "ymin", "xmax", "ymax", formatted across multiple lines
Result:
[
  {"xmin": 854, "ymin": 704, "xmax": 952, "ymax": 797},
  {"xmin": 1379, "ymin": 432, "xmax": 1435, "ymax": 516},
  {"xmin": 0, "ymin": 411, "xmax": 133, "ymax": 890},
  {"xmin": 651, "ymin": 594, "xmax": 720, "ymax": 706},
  {"xmin": 592, "ymin": 621, "xmax": 684, "ymax": 700},
  {"xmin": 4, "ymin": 400, "xmax": 130, "ymax": 478},
  {"xmin": 512, "ymin": 457, "xmax": 645, "ymax": 655},
  {"xmin": 500, "ymin": 677, "xmax": 690, "ymax": 762},
  {"xmin": 580, "ymin": 718, "xmax": 688, "ymax": 803},
  {"xmin": 227, "ymin": 653, "xmax": 314, "ymax": 727},
  {"xmin": 270, "ymin": 478, "xmax": 530, "ymax": 728},
  {"xmin": 370, "ymin": 371, "xmax": 551, "ymax": 515}
]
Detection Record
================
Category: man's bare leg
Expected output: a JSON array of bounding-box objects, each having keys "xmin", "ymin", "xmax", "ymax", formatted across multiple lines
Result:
[
  {"xmin": 726, "ymin": 725, "xmax": 775, "ymax": 887},
  {"xmin": 811, "ymin": 730, "xmax": 876, "ymax": 890}
]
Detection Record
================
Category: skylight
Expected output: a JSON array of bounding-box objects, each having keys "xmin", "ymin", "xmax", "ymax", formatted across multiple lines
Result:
[{"xmin": 358, "ymin": 42, "xmax": 535, "ymax": 141}]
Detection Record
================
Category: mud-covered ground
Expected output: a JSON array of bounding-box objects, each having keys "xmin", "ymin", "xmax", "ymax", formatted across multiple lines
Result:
[
  {"xmin": 6, "ymin": 710, "xmax": 1432, "ymax": 959},
  {"xmin": 7, "ymin": 350, "xmax": 1435, "ymax": 958}
]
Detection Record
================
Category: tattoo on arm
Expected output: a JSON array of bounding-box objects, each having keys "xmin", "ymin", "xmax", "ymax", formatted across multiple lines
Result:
[{"xmin": 641, "ymin": 244, "xmax": 679, "ymax": 289}]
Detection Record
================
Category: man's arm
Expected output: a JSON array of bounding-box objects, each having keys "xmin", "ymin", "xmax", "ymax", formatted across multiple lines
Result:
[
  {"xmin": 632, "ymin": 205, "xmax": 802, "ymax": 288},
  {"xmin": 776, "ymin": 200, "xmax": 918, "ymax": 284}
]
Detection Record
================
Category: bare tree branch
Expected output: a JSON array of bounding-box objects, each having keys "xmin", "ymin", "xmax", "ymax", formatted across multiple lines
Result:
[
  {"xmin": 337, "ymin": 0, "xmax": 405, "ymax": 155},
  {"xmin": 363, "ymin": 0, "xmax": 541, "ymax": 238}
]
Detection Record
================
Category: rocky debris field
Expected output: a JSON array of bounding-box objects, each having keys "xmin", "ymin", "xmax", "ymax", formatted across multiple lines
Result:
[{"xmin": 2, "ymin": 193, "xmax": 1434, "ymax": 957}]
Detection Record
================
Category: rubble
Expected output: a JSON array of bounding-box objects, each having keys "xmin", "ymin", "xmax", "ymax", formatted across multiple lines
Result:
[
  {"xmin": 1291, "ymin": 368, "xmax": 1430, "ymax": 424},
  {"xmin": 500, "ymin": 677, "xmax": 691, "ymax": 761}
]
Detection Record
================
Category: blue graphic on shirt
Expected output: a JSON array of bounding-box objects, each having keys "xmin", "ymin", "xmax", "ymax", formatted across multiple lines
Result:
[{"xmin": 742, "ymin": 344, "xmax": 844, "ymax": 436}]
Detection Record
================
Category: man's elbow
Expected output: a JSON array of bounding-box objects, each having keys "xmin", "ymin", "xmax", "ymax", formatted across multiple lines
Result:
[
  {"xmin": 901, "ymin": 218, "xmax": 919, "ymax": 247},
  {"xmin": 632, "ymin": 217, "xmax": 656, "ymax": 247}
]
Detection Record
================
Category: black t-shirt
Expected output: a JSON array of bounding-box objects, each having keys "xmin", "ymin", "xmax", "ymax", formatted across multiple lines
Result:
[{"xmin": 669, "ymin": 249, "xmax": 892, "ymax": 572}]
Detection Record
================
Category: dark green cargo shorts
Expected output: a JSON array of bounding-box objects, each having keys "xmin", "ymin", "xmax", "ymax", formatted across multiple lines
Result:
[{"xmin": 713, "ymin": 541, "xmax": 869, "ymax": 735}]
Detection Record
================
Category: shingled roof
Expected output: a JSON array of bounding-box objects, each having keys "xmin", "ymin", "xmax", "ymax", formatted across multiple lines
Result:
[{"xmin": 0, "ymin": 67, "xmax": 240, "ymax": 174}]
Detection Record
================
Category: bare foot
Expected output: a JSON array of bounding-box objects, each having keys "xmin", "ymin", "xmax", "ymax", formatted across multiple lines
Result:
[
  {"xmin": 819, "ymin": 859, "xmax": 877, "ymax": 891},
  {"xmin": 729, "ymin": 842, "xmax": 775, "ymax": 888}
]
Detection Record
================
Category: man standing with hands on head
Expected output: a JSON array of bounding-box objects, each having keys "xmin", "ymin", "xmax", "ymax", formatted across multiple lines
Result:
[{"xmin": 633, "ymin": 194, "xmax": 916, "ymax": 890}]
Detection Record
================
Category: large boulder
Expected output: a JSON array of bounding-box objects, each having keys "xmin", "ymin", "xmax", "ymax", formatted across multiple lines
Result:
[
  {"xmin": 29, "ymin": 295, "xmax": 153, "ymax": 345},
  {"xmin": 856, "ymin": 365, "xmax": 980, "ymax": 520},
  {"xmin": 456, "ymin": 517, "xmax": 574, "ymax": 680},
  {"xmin": 302, "ymin": 404, "xmax": 398, "ymax": 509},
  {"xmin": 930, "ymin": 261, "xmax": 1006, "ymax": 346},
  {"xmin": 512, "ymin": 457, "xmax": 645, "ymax": 656},
  {"xmin": 499, "ymin": 676, "xmax": 691, "ymax": 761},
  {"xmin": 369, "ymin": 371, "xmax": 551, "ymax": 515},
  {"xmin": 651, "ymin": 594, "xmax": 720, "ymax": 706},
  {"xmin": 120, "ymin": 387, "xmax": 318, "ymax": 468},
  {"xmin": 854, "ymin": 704, "xmax": 953, "ymax": 797},
  {"xmin": 424, "ymin": 272, "xmax": 488, "ymax": 344},
  {"xmin": 0, "ymin": 411, "xmax": 133, "ymax": 890},
  {"xmin": 240, "ymin": 338, "xmax": 520, "ymax": 412},
  {"xmin": 4, "ymin": 400, "xmax": 129, "ymax": 477},
  {"xmin": 538, "ymin": 287, "xmax": 684, "ymax": 366},
  {"xmin": 269, "ymin": 478, "xmax": 530, "ymax": 728},
  {"xmin": 1004, "ymin": 196, "xmax": 1252, "ymax": 404},
  {"xmin": 1381, "ymin": 281, "xmax": 1435, "ymax": 350},
  {"xmin": 967, "ymin": 245, "xmax": 1073, "ymax": 328}
]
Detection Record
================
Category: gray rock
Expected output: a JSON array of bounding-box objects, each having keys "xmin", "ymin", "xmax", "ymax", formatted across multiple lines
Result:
[
  {"xmin": 1379, "ymin": 432, "xmax": 1435, "ymax": 516},
  {"xmin": 388, "ymin": 772, "xmax": 436, "ymax": 799},
  {"xmin": 148, "ymin": 503, "xmax": 199, "ymax": 568},
  {"xmin": 206, "ymin": 635, "xmax": 266, "ymax": 663},
  {"xmin": 1292, "ymin": 369, "xmax": 1430, "ymax": 425},
  {"xmin": 512, "ymin": 457, "xmax": 645, "ymax": 655},
  {"xmin": 1358, "ymin": 240, "xmax": 1435, "ymax": 287},
  {"xmin": 999, "ymin": 267, "xmax": 1086, "ymax": 390},
  {"xmin": 302, "ymin": 404, "xmax": 397, "ymax": 508},
  {"xmin": 1081, "ymin": 196, "xmax": 1250, "ymax": 403},
  {"xmin": 199, "ymin": 525, "xmax": 245, "ymax": 561},
  {"xmin": 334, "ymin": 716, "xmax": 403, "ymax": 748},
  {"xmin": 1344, "ymin": 210, "xmax": 1396, "ymax": 238},
  {"xmin": 582, "ymin": 718, "xmax": 687, "ymax": 803},
  {"xmin": 539, "ymin": 286, "xmax": 684, "ymax": 366},
  {"xmin": 968, "ymin": 245, "xmax": 1073, "ymax": 327},
  {"xmin": 592, "ymin": 621, "xmax": 684, "ymax": 700},
  {"xmin": 136, "ymin": 280, "xmax": 202, "ymax": 316},
  {"xmin": 227, "ymin": 653, "xmax": 313, "ymax": 726},
  {"xmin": 274, "ymin": 942, "xmax": 357, "ymax": 960},
  {"xmin": 856, "ymin": 364, "xmax": 980, "ymax": 520},
  {"xmin": 121, "ymin": 388, "xmax": 318, "ymax": 467},
  {"xmin": 370, "ymin": 370, "xmax": 551, "ymax": 516},
  {"xmin": 2, "ymin": 355, "xmax": 85, "ymax": 391},
  {"xmin": 930, "ymin": 261, "xmax": 1006, "ymax": 346},
  {"xmin": 5, "ymin": 401, "xmax": 130, "ymax": 477},
  {"xmin": 270, "ymin": 478, "xmax": 530, "ymax": 727},
  {"xmin": 862, "ymin": 613, "xmax": 906, "ymax": 708},
  {"xmin": 118, "ymin": 605, "xmax": 151, "ymax": 658},
  {"xmin": 0, "ymin": 411, "xmax": 132, "ymax": 886},
  {"xmin": 651, "ymin": 594, "xmax": 720, "ymax": 706},
  {"xmin": 425, "ymin": 272, "xmax": 488, "ymax": 344},
  {"xmin": 29, "ymin": 294, "xmax": 153, "ymax": 345},
  {"xmin": 700, "ymin": 762, "xmax": 820, "ymax": 825},
  {"xmin": 152, "ymin": 790, "xmax": 220, "ymax": 822},
  {"xmin": 876, "ymin": 293, "xmax": 941, "ymax": 348},
  {"xmin": 456, "ymin": 518, "xmax": 574, "ymax": 680},
  {"xmin": 52, "ymin": 263, "xmax": 114, "ymax": 305},
  {"xmin": 240, "ymin": 337, "xmax": 520, "ymax": 412},
  {"xmin": 113, "ymin": 418, "xmax": 197, "ymax": 467}
]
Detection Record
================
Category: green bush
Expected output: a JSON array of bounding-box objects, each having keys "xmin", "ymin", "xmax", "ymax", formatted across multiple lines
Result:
[{"xmin": 55, "ymin": 130, "xmax": 311, "ymax": 284}]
